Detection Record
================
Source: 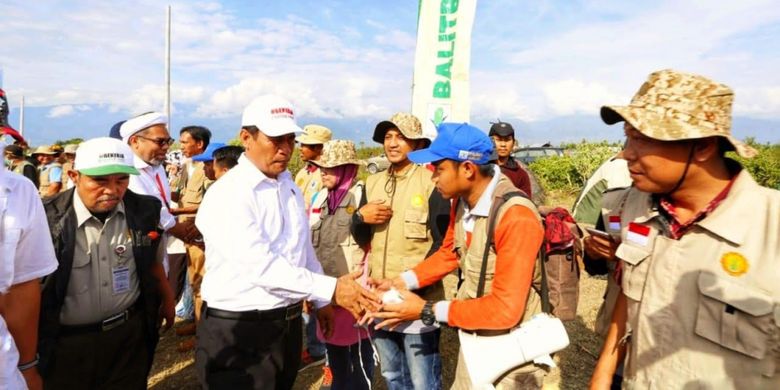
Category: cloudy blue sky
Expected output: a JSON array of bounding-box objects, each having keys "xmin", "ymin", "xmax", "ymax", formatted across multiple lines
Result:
[{"xmin": 1, "ymin": 0, "xmax": 779, "ymax": 146}]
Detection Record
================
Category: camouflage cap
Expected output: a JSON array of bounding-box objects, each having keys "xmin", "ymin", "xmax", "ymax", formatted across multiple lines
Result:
[
  {"xmin": 601, "ymin": 69, "xmax": 757, "ymax": 158},
  {"xmin": 296, "ymin": 124, "xmax": 333, "ymax": 145},
  {"xmin": 312, "ymin": 139, "xmax": 364, "ymax": 168},
  {"xmin": 372, "ymin": 112, "xmax": 426, "ymax": 144}
]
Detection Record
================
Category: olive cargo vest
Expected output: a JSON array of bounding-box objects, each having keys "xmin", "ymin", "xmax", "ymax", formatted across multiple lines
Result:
[
  {"xmin": 365, "ymin": 164, "xmax": 435, "ymax": 279},
  {"xmin": 615, "ymin": 169, "xmax": 780, "ymax": 389},
  {"xmin": 310, "ymin": 183, "xmax": 365, "ymax": 278},
  {"xmin": 453, "ymin": 177, "xmax": 544, "ymax": 327},
  {"xmin": 38, "ymin": 162, "xmax": 62, "ymax": 196}
]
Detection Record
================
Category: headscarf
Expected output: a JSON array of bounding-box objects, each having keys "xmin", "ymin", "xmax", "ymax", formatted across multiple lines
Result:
[{"xmin": 327, "ymin": 164, "xmax": 359, "ymax": 214}]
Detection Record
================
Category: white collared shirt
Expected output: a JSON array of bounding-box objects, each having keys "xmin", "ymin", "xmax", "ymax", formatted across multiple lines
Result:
[
  {"xmin": 461, "ymin": 165, "xmax": 502, "ymax": 233},
  {"xmin": 196, "ymin": 155, "xmax": 336, "ymax": 312},
  {"xmin": 0, "ymin": 166, "xmax": 58, "ymax": 388},
  {"xmin": 128, "ymin": 156, "xmax": 176, "ymax": 231}
]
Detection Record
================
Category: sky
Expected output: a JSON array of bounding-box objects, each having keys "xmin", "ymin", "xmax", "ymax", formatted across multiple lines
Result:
[{"xmin": 1, "ymin": 0, "xmax": 780, "ymax": 146}]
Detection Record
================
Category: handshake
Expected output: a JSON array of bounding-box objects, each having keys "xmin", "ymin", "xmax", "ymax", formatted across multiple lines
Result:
[{"xmin": 328, "ymin": 273, "xmax": 429, "ymax": 332}]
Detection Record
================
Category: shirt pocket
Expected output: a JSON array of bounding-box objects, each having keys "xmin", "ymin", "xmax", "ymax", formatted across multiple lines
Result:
[
  {"xmin": 67, "ymin": 252, "xmax": 92, "ymax": 296},
  {"xmin": 310, "ymin": 220, "xmax": 322, "ymax": 248},
  {"xmin": 0, "ymin": 228, "xmax": 22, "ymax": 292},
  {"xmin": 615, "ymin": 242, "xmax": 651, "ymax": 301},
  {"xmin": 403, "ymin": 209, "xmax": 428, "ymax": 240},
  {"xmin": 695, "ymin": 271, "xmax": 775, "ymax": 360}
]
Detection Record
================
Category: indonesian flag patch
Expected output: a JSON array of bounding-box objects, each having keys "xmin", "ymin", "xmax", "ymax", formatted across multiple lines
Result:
[
  {"xmin": 626, "ymin": 222, "xmax": 651, "ymax": 247},
  {"xmin": 608, "ymin": 215, "xmax": 621, "ymax": 231}
]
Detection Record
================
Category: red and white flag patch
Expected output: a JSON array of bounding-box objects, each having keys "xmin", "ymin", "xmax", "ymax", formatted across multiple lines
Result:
[
  {"xmin": 608, "ymin": 215, "xmax": 621, "ymax": 231},
  {"xmin": 626, "ymin": 223, "xmax": 651, "ymax": 246}
]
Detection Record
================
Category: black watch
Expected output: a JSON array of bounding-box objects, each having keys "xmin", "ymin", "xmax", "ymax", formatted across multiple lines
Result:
[{"xmin": 420, "ymin": 301, "xmax": 436, "ymax": 326}]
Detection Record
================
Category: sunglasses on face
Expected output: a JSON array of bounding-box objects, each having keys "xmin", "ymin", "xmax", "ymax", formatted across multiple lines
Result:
[{"xmin": 136, "ymin": 135, "xmax": 174, "ymax": 147}]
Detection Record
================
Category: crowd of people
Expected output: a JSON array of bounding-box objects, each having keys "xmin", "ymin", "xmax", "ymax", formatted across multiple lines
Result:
[{"xmin": 1, "ymin": 68, "xmax": 779, "ymax": 390}]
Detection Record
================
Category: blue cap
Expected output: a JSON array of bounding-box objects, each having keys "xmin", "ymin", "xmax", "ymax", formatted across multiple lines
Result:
[
  {"xmin": 192, "ymin": 142, "xmax": 226, "ymax": 162},
  {"xmin": 408, "ymin": 123, "xmax": 494, "ymax": 165},
  {"xmin": 109, "ymin": 120, "xmax": 126, "ymax": 140}
]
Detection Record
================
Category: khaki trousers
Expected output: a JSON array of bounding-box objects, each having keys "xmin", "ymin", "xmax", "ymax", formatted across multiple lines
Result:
[{"xmin": 186, "ymin": 243, "xmax": 207, "ymax": 322}]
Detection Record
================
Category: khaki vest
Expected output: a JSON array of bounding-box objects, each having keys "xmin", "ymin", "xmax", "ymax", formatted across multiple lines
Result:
[
  {"xmin": 295, "ymin": 165, "xmax": 323, "ymax": 210},
  {"xmin": 365, "ymin": 164, "xmax": 436, "ymax": 279},
  {"xmin": 453, "ymin": 177, "xmax": 544, "ymax": 326},
  {"xmin": 179, "ymin": 161, "xmax": 211, "ymax": 210},
  {"xmin": 593, "ymin": 188, "xmax": 629, "ymax": 337},
  {"xmin": 615, "ymin": 169, "xmax": 780, "ymax": 389},
  {"xmin": 38, "ymin": 162, "xmax": 62, "ymax": 196},
  {"xmin": 310, "ymin": 183, "xmax": 365, "ymax": 278}
]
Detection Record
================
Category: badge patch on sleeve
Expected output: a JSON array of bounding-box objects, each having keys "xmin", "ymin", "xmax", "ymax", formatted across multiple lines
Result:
[
  {"xmin": 626, "ymin": 223, "xmax": 651, "ymax": 246},
  {"xmin": 720, "ymin": 252, "xmax": 749, "ymax": 277}
]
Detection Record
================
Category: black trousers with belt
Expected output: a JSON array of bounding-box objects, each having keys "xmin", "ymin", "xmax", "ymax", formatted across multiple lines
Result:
[
  {"xmin": 43, "ymin": 308, "xmax": 148, "ymax": 390},
  {"xmin": 196, "ymin": 302, "xmax": 303, "ymax": 390}
]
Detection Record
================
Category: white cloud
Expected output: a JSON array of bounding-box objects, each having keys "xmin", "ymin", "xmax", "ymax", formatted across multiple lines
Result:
[
  {"xmin": 47, "ymin": 104, "xmax": 91, "ymax": 118},
  {"xmin": 542, "ymin": 80, "xmax": 622, "ymax": 116}
]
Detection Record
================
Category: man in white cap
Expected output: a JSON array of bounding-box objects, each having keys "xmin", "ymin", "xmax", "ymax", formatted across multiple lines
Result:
[
  {"xmin": 0, "ymin": 134, "xmax": 58, "ymax": 390},
  {"xmin": 120, "ymin": 112, "xmax": 200, "ymax": 293},
  {"xmin": 195, "ymin": 95, "xmax": 379, "ymax": 390},
  {"xmin": 37, "ymin": 137, "xmax": 175, "ymax": 389}
]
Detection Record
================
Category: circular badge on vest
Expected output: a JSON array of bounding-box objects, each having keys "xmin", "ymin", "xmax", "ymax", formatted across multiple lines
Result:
[
  {"xmin": 411, "ymin": 194, "xmax": 425, "ymax": 208},
  {"xmin": 346, "ymin": 205, "xmax": 355, "ymax": 215},
  {"xmin": 720, "ymin": 252, "xmax": 748, "ymax": 277},
  {"xmin": 115, "ymin": 244, "xmax": 127, "ymax": 255}
]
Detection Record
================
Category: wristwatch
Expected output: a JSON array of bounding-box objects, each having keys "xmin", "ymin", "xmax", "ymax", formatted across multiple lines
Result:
[{"xmin": 420, "ymin": 301, "xmax": 436, "ymax": 326}]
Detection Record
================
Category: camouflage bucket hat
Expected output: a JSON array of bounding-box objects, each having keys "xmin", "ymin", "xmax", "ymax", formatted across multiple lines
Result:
[
  {"xmin": 372, "ymin": 112, "xmax": 426, "ymax": 144},
  {"xmin": 312, "ymin": 140, "xmax": 363, "ymax": 168},
  {"xmin": 601, "ymin": 69, "xmax": 757, "ymax": 158}
]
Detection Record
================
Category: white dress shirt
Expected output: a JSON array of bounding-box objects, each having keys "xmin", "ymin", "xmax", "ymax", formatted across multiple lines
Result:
[
  {"xmin": 128, "ymin": 157, "xmax": 176, "ymax": 231},
  {"xmin": 196, "ymin": 154, "xmax": 336, "ymax": 312},
  {"xmin": 0, "ymin": 167, "xmax": 58, "ymax": 389}
]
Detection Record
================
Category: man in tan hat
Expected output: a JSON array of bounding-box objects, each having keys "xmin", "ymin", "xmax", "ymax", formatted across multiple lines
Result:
[
  {"xmin": 351, "ymin": 112, "xmax": 450, "ymax": 389},
  {"xmin": 295, "ymin": 124, "xmax": 333, "ymax": 210},
  {"xmin": 590, "ymin": 69, "xmax": 780, "ymax": 389},
  {"xmin": 32, "ymin": 145, "xmax": 63, "ymax": 197}
]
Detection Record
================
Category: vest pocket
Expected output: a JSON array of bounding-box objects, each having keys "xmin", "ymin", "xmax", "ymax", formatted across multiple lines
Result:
[
  {"xmin": 695, "ymin": 271, "xmax": 774, "ymax": 360},
  {"xmin": 310, "ymin": 220, "xmax": 322, "ymax": 248},
  {"xmin": 615, "ymin": 243, "xmax": 651, "ymax": 301},
  {"xmin": 404, "ymin": 209, "xmax": 428, "ymax": 240}
]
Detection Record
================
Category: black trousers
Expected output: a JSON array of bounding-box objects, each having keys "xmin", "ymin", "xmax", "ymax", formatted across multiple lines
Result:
[
  {"xmin": 196, "ymin": 305, "xmax": 302, "ymax": 390},
  {"xmin": 43, "ymin": 311, "xmax": 149, "ymax": 390},
  {"xmin": 167, "ymin": 252, "xmax": 188, "ymax": 304}
]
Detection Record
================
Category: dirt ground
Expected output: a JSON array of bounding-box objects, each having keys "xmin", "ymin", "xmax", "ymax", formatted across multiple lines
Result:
[{"xmin": 147, "ymin": 274, "xmax": 607, "ymax": 390}]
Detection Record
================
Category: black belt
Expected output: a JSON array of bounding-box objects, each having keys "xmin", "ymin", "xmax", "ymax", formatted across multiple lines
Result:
[
  {"xmin": 461, "ymin": 328, "xmax": 511, "ymax": 336},
  {"xmin": 205, "ymin": 301, "xmax": 303, "ymax": 322},
  {"xmin": 60, "ymin": 304, "xmax": 139, "ymax": 335}
]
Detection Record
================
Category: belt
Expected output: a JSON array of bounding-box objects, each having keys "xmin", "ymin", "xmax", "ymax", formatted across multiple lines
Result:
[
  {"xmin": 60, "ymin": 304, "xmax": 139, "ymax": 335},
  {"xmin": 461, "ymin": 328, "xmax": 511, "ymax": 336},
  {"xmin": 205, "ymin": 301, "xmax": 303, "ymax": 322}
]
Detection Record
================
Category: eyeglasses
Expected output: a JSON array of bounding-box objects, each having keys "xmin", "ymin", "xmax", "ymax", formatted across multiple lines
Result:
[{"xmin": 136, "ymin": 135, "xmax": 174, "ymax": 147}]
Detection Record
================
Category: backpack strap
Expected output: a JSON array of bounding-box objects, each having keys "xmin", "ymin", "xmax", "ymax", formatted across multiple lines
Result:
[{"xmin": 475, "ymin": 191, "xmax": 551, "ymax": 313}]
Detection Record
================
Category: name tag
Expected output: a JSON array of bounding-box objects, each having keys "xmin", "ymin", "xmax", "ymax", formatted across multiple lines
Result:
[{"xmin": 112, "ymin": 266, "xmax": 131, "ymax": 295}]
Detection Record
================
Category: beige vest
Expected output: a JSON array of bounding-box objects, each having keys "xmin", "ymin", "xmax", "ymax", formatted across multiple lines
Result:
[
  {"xmin": 11, "ymin": 160, "xmax": 34, "ymax": 176},
  {"xmin": 593, "ymin": 188, "xmax": 629, "ymax": 337},
  {"xmin": 38, "ymin": 162, "xmax": 62, "ymax": 196},
  {"xmin": 295, "ymin": 165, "xmax": 323, "ymax": 210},
  {"xmin": 453, "ymin": 177, "xmax": 544, "ymax": 325},
  {"xmin": 179, "ymin": 161, "xmax": 211, "ymax": 210},
  {"xmin": 365, "ymin": 165, "xmax": 435, "ymax": 277},
  {"xmin": 616, "ymin": 169, "xmax": 780, "ymax": 389},
  {"xmin": 310, "ymin": 183, "xmax": 365, "ymax": 278}
]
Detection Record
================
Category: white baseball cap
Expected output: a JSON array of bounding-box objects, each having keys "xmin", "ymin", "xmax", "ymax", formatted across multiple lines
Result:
[
  {"xmin": 120, "ymin": 112, "xmax": 168, "ymax": 142},
  {"xmin": 241, "ymin": 95, "xmax": 303, "ymax": 137},
  {"xmin": 74, "ymin": 137, "xmax": 140, "ymax": 176}
]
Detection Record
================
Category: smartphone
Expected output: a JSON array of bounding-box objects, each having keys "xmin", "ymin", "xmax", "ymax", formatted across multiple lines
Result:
[{"xmin": 585, "ymin": 227, "xmax": 612, "ymax": 239}]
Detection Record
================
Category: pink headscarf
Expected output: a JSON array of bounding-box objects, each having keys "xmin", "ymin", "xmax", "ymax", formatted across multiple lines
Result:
[{"xmin": 327, "ymin": 164, "xmax": 359, "ymax": 214}]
